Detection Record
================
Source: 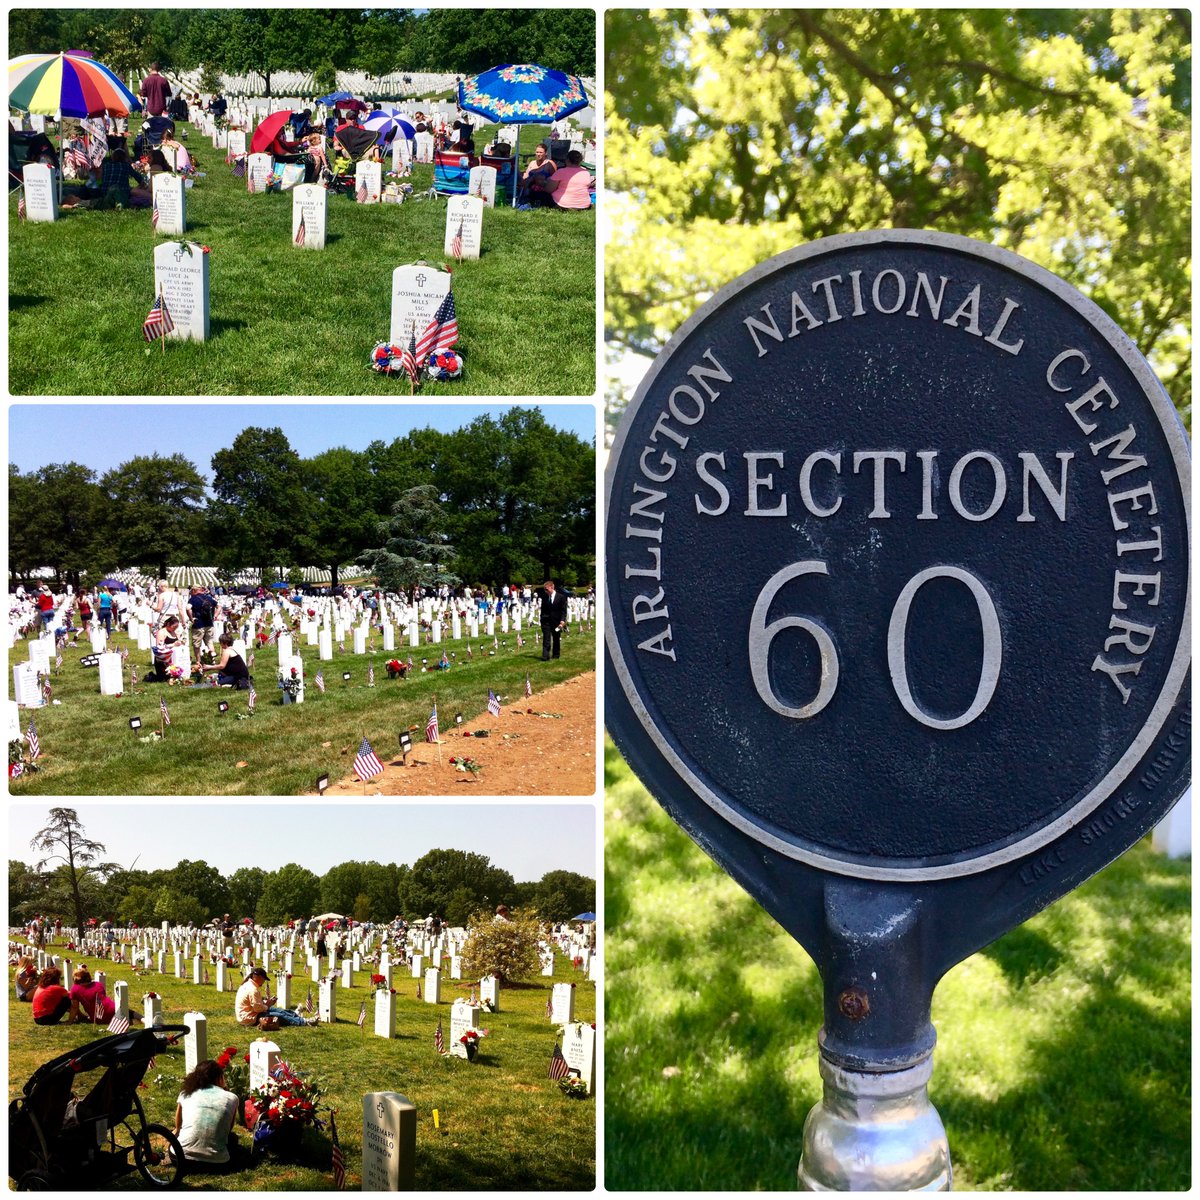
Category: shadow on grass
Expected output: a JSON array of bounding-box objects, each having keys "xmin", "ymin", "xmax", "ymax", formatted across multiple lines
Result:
[
  {"xmin": 605, "ymin": 742, "xmax": 1191, "ymax": 1191},
  {"xmin": 10, "ymin": 293, "xmax": 48, "ymax": 310}
]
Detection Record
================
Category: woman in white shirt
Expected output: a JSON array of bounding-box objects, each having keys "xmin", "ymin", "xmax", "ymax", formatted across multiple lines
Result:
[{"xmin": 174, "ymin": 1060, "xmax": 240, "ymax": 1171}]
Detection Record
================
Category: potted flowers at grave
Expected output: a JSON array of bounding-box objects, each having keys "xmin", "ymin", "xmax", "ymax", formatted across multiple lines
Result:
[
  {"xmin": 370, "ymin": 974, "xmax": 391, "ymax": 992},
  {"xmin": 384, "ymin": 658, "xmax": 408, "ymax": 680},
  {"xmin": 166, "ymin": 665, "xmax": 185, "ymax": 685},
  {"xmin": 458, "ymin": 1027, "xmax": 488, "ymax": 1062},
  {"xmin": 277, "ymin": 666, "xmax": 301, "ymax": 704},
  {"xmin": 558, "ymin": 1076, "xmax": 588, "ymax": 1099},
  {"xmin": 245, "ymin": 1060, "xmax": 323, "ymax": 1160}
]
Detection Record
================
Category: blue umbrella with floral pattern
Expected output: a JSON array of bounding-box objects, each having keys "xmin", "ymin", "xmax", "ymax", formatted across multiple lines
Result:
[
  {"xmin": 457, "ymin": 64, "xmax": 587, "ymax": 206},
  {"xmin": 457, "ymin": 63, "xmax": 587, "ymax": 124}
]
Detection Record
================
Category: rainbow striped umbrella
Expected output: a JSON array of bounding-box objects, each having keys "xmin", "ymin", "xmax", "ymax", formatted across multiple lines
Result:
[{"xmin": 9, "ymin": 52, "xmax": 141, "ymax": 118}]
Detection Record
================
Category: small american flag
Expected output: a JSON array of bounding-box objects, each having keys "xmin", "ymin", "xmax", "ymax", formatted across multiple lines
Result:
[
  {"xmin": 451, "ymin": 218, "xmax": 464, "ymax": 260},
  {"xmin": 406, "ymin": 656, "xmax": 414, "ymax": 671},
  {"xmin": 487, "ymin": 689, "xmax": 501, "ymax": 717},
  {"xmin": 248, "ymin": 682, "xmax": 256, "ymax": 712},
  {"xmin": 368, "ymin": 663, "xmax": 375, "ymax": 687},
  {"xmin": 10, "ymin": 762, "xmax": 23, "ymax": 779},
  {"xmin": 399, "ymin": 328, "xmax": 420, "ymax": 385},
  {"xmin": 107, "ymin": 1013, "xmax": 130, "ymax": 1034},
  {"xmin": 354, "ymin": 736, "xmax": 384, "ymax": 781},
  {"xmin": 525, "ymin": 674, "xmax": 532, "ymax": 698},
  {"xmin": 294, "ymin": 212, "xmax": 306, "ymax": 247},
  {"xmin": 330, "ymin": 1109, "xmax": 346, "ymax": 1189},
  {"xmin": 338, "ymin": 640, "xmax": 345, "ymax": 653},
  {"xmin": 232, "ymin": 156, "xmax": 245, "ymax": 178},
  {"xmin": 466, "ymin": 644, "xmax": 473, "ymax": 659},
  {"xmin": 159, "ymin": 696, "xmax": 171, "ymax": 726},
  {"xmin": 439, "ymin": 651, "xmax": 448, "ymax": 669},
  {"xmin": 56, "ymin": 652, "xmax": 64, "ymax": 669},
  {"xmin": 357, "ymin": 998, "xmax": 367, "ymax": 1027},
  {"xmin": 549, "ymin": 1041, "xmax": 571, "ymax": 1080},
  {"xmin": 42, "ymin": 680, "xmax": 52, "ymax": 702},
  {"xmin": 120, "ymin": 647, "xmax": 128, "ymax": 662},
  {"xmin": 142, "ymin": 294, "xmax": 175, "ymax": 342},
  {"xmin": 493, "ymin": 635, "xmax": 499, "ymax": 650},
  {"xmin": 415, "ymin": 980, "xmax": 421, "ymax": 1000},
  {"xmin": 435, "ymin": 1017, "xmax": 445, "ymax": 1055},
  {"xmin": 414, "ymin": 291, "xmax": 458, "ymax": 362},
  {"xmin": 248, "ymin": 651, "xmax": 255, "ymax": 669},
  {"xmin": 18, "ymin": 193, "xmax": 26, "ymax": 220},
  {"xmin": 356, "ymin": 183, "xmax": 367, "ymax": 203},
  {"xmin": 305, "ymin": 986, "xmax": 314, "ymax": 1013},
  {"xmin": 425, "ymin": 706, "xmax": 439, "ymax": 743},
  {"xmin": 151, "ymin": 200, "xmax": 159, "ymax": 230},
  {"xmin": 314, "ymin": 670, "xmax": 325, "ymax": 694},
  {"xmin": 517, "ymin": 633, "xmax": 524, "ymax": 647},
  {"xmin": 130, "ymin": 665, "xmax": 138, "ymax": 687}
]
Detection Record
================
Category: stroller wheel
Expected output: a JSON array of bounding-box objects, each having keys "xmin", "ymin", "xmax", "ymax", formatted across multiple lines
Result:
[
  {"xmin": 15, "ymin": 1170, "xmax": 52, "ymax": 1191},
  {"xmin": 134, "ymin": 1125, "xmax": 185, "ymax": 1188}
]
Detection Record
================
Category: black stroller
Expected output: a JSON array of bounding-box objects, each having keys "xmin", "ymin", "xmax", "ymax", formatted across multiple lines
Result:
[{"xmin": 9, "ymin": 1025, "xmax": 189, "ymax": 1190}]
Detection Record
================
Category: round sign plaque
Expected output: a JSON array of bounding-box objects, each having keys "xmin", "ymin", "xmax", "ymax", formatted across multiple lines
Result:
[{"xmin": 607, "ymin": 231, "xmax": 1189, "ymax": 882}]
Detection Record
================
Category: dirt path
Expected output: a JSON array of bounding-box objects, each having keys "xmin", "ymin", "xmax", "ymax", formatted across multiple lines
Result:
[{"xmin": 316, "ymin": 672, "xmax": 596, "ymax": 797}]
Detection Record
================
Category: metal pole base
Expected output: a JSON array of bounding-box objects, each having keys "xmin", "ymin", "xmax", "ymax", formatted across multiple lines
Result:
[{"xmin": 798, "ymin": 1051, "xmax": 952, "ymax": 1191}]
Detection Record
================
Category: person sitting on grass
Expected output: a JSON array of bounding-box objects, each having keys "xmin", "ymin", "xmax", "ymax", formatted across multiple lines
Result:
[
  {"xmin": 69, "ymin": 966, "xmax": 116, "ymax": 1024},
  {"xmin": 235, "ymin": 967, "xmax": 317, "ymax": 1028},
  {"xmin": 148, "ymin": 615, "xmax": 183, "ymax": 681},
  {"xmin": 31, "ymin": 967, "xmax": 72, "ymax": 1025},
  {"xmin": 533, "ymin": 149, "xmax": 594, "ymax": 210},
  {"xmin": 99, "ymin": 145, "xmax": 148, "ymax": 209},
  {"xmin": 197, "ymin": 632, "xmax": 250, "ymax": 689},
  {"xmin": 173, "ymin": 1059, "xmax": 244, "ymax": 1172},
  {"xmin": 15, "ymin": 956, "xmax": 38, "ymax": 1002},
  {"xmin": 519, "ymin": 142, "xmax": 556, "ymax": 204}
]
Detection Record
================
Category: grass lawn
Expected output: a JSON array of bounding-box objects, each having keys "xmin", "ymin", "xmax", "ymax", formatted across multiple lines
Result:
[
  {"xmin": 604, "ymin": 738, "xmax": 1191, "ymax": 1192},
  {"xmin": 11, "ymin": 625, "xmax": 594, "ymax": 795},
  {"xmin": 7, "ymin": 945, "xmax": 596, "ymax": 1190},
  {"xmin": 9, "ymin": 120, "xmax": 595, "ymax": 395}
]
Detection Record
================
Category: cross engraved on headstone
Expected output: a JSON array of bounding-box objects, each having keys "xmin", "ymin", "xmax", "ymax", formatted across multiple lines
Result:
[{"xmin": 415, "ymin": 273, "xmax": 427, "ymax": 288}]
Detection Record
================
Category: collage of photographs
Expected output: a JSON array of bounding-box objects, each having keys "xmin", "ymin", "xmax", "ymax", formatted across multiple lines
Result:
[{"xmin": 4, "ymin": 5, "xmax": 1191, "ymax": 1196}]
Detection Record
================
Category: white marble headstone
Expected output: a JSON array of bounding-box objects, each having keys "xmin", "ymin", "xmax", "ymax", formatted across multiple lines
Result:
[
  {"xmin": 152, "ymin": 241, "xmax": 210, "ymax": 342},
  {"xmin": 468, "ymin": 165, "xmax": 497, "ymax": 207},
  {"xmin": 291, "ymin": 183, "xmax": 327, "ymax": 250},
  {"xmin": 356, "ymin": 160, "xmax": 382, "ymax": 203},
  {"xmin": 22, "ymin": 163, "xmax": 57, "ymax": 222},
  {"xmin": 389, "ymin": 263, "xmax": 452, "ymax": 349},
  {"xmin": 246, "ymin": 152, "xmax": 273, "ymax": 194},
  {"xmin": 151, "ymin": 173, "xmax": 186, "ymax": 235},
  {"xmin": 443, "ymin": 194, "xmax": 483, "ymax": 260},
  {"xmin": 361, "ymin": 1093, "xmax": 416, "ymax": 1189}
]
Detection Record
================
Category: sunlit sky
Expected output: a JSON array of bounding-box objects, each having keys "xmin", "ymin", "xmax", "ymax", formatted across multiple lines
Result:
[
  {"xmin": 7, "ymin": 403, "xmax": 596, "ymax": 480},
  {"xmin": 8, "ymin": 803, "xmax": 596, "ymax": 880}
]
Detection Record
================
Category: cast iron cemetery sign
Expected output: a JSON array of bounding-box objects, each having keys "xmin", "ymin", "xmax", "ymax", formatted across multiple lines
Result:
[{"xmin": 606, "ymin": 231, "xmax": 1190, "ymax": 1190}]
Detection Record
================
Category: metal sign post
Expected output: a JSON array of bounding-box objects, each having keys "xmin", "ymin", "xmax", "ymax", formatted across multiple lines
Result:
[{"xmin": 606, "ymin": 231, "xmax": 1190, "ymax": 1191}]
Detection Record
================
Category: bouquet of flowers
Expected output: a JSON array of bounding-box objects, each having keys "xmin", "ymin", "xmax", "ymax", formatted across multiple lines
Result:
[
  {"xmin": 558, "ymin": 1076, "xmax": 588, "ymax": 1099},
  {"xmin": 166, "ymin": 665, "xmax": 184, "ymax": 683},
  {"xmin": 370, "ymin": 974, "xmax": 391, "ymax": 992},
  {"xmin": 277, "ymin": 667, "xmax": 302, "ymax": 698},
  {"xmin": 247, "ymin": 1061, "xmax": 323, "ymax": 1158},
  {"xmin": 216, "ymin": 1045, "xmax": 249, "ymax": 1099},
  {"xmin": 449, "ymin": 756, "xmax": 482, "ymax": 777},
  {"xmin": 459, "ymin": 1027, "xmax": 488, "ymax": 1060}
]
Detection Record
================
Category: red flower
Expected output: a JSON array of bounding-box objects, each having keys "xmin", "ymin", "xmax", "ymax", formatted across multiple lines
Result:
[{"xmin": 244, "ymin": 1053, "xmax": 250, "ymax": 1062}]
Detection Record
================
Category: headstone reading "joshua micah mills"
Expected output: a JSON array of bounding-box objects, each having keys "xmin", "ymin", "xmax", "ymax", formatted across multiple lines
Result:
[{"xmin": 606, "ymin": 230, "xmax": 1190, "ymax": 1190}]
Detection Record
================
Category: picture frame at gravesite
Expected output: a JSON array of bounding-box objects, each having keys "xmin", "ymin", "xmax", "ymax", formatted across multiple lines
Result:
[{"xmin": 605, "ymin": 230, "xmax": 1190, "ymax": 1190}]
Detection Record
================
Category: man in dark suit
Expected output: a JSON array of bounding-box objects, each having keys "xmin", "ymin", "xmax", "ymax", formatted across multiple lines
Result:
[{"xmin": 539, "ymin": 579, "xmax": 568, "ymax": 660}]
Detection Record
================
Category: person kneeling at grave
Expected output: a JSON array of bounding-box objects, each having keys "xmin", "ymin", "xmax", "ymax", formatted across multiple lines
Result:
[
  {"xmin": 147, "ymin": 615, "xmax": 183, "ymax": 681},
  {"xmin": 235, "ymin": 967, "xmax": 317, "ymax": 1029},
  {"xmin": 15, "ymin": 956, "xmax": 38, "ymax": 1002},
  {"xmin": 173, "ymin": 1059, "xmax": 246, "ymax": 1173},
  {"xmin": 68, "ymin": 966, "xmax": 117, "ymax": 1024},
  {"xmin": 198, "ymin": 633, "xmax": 251, "ymax": 689}
]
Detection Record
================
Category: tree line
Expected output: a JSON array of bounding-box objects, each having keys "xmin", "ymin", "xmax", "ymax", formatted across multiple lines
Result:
[
  {"xmin": 9, "ymin": 9, "xmax": 596, "ymax": 92},
  {"xmin": 12, "ymin": 810, "xmax": 595, "ymax": 931},
  {"xmin": 8, "ymin": 408, "xmax": 595, "ymax": 591},
  {"xmin": 605, "ymin": 9, "xmax": 1190, "ymax": 430}
]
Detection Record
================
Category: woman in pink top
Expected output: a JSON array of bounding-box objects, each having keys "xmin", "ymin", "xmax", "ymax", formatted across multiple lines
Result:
[
  {"xmin": 69, "ymin": 966, "xmax": 116, "ymax": 1023},
  {"xmin": 540, "ymin": 150, "xmax": 593, "ymax": 210}
]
